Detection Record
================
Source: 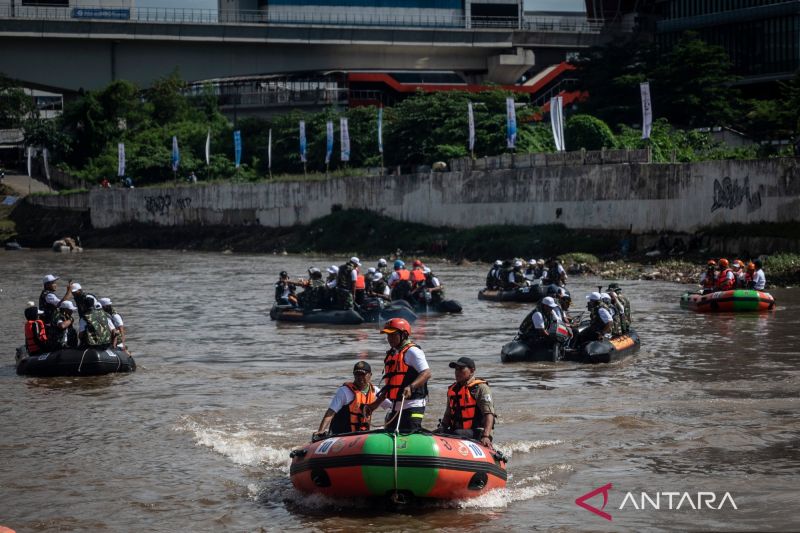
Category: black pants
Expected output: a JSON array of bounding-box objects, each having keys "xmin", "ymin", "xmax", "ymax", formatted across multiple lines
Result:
[{"xmin": 385, "ymin": 406, "xmax": 425, "ymax": 433}]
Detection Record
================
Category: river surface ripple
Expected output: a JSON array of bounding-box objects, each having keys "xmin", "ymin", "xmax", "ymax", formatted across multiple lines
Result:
[{"xmin": 1, "ymin": 250, "xmax": 799, "ymax": 532}]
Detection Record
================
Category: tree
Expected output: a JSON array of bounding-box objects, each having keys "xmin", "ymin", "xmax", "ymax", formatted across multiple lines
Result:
[{"xmin": 565, "ymin": 114, "xmax": 616, "ymax": 150}]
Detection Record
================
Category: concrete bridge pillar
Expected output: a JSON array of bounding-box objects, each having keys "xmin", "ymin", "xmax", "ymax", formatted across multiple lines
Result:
[{"xmin": 487, "ymin": 47, "xmax": 535, "ymax": 84}]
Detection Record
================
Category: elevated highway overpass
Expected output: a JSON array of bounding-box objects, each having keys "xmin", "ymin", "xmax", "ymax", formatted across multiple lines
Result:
[{"xmin": 0, "ymin": 6, "xmax": 616, "ymax": 91}]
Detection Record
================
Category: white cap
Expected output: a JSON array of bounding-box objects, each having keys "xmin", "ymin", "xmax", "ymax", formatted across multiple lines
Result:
[
  {"xmin": 350, "ymin": 257, "xmax": 361, "ymax": 266},
  {"xmin": 373, "ymin": 272, "xmax": 383, "ymax": 281},
  {"xmin": 42, "ymin": 274, "xmax": 59, "ymax": 285},
  {"xmin": 367, "ymin": 267, "xmax": 376, "ymax": 274},
  {"xmin": 327, "ymin": 265, "xmax": 339, "ymax": 274},
  {"xmin": 378, "ymin": 258, "xmax": 387, "ymax": 266},
  {"xmin": 494, "ymin": 260, "xmax": 502, "ymax": 266},
  {"xmin": 538, "ymin": 259, "xmax": 545, "ymax": 265},
  {"xmin": 541, "ymin": 296, "xmax": 558, "ymax": 307},
  {"xmin": 70, "ymin": 282, "xmax": 82, "ymax": 292},
  {"xmin": 587, "ymin": 292, "xmax": 602, "ymax": 302},
  {"xmin": 423, "ymin": 267, "xmax": 431, "ymax": 274},
  {"xmin": 59, "ymin": 300, "xmax": 77, "ymax": 311},
  {"xmin": 528, "ymin": 259, "xmax": 536, "ymax": 265},
  {"xmin": 601, "ymin": 292, "xmax": 611, "ymax": 301},
  {"xmin": 99, "ymin": 297, "xmax": 113, "ymax": 306},
  {"xmin": 45, "ymin": 292, "xmax": 60, "ymax": 306},
  {"xmin": 514, "ymin": 260, "xmax": 523, "ymax": 267}
]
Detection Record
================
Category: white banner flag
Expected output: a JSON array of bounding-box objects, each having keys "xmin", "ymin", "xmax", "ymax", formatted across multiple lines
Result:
[
  {"xmin": 205, "ymin": 129, "xmax": 211, "ymax": 165},
  {"xmin": 27, "ymin": 146, "xmax": 32, "ymax": 177},
  {"xmin": 325, "ymin": 120, "xmax": 334, "ymax": 164},
  {"xmin": 268, "ymin": 129, "xmax": 272, "ymax": 170},
  {"xmin": 550, "ymin": 96, "xmax": 565, "ymax": 152},
  {"xmin": 299, "ymin": 121, "xmax": 307, "ymax": 163},
  {"xmin": 340, "ymin": 117, "xmax": 350, "ymax": 162},
  {"xmin": 468, "ymin": 102, "xmax": 475, "ymax": 152},
  {"xmin": 117, "ymin": 142, "xmax": 125, "ymax": 177},
  {"xmin": 640, "ymin": 81, "xmax": 653, "ymax": 140},
  {"xmin": 43, "ymin": 147, "xmax": 50, "ymax": 182},
  {"xmin": 377, "ymin": 107, "xmax": 384, "ymax": 154},
  {"xmin": 506, "ymin": 97, "xmax": 517, "ymax": 149}
]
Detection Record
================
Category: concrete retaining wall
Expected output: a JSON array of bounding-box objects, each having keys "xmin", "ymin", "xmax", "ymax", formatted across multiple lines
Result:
[{"xmin": 27, "ymin": 157, "xmax": 800, "ymax": 233}]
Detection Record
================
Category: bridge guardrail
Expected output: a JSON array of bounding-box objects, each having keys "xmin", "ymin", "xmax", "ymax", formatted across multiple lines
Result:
[{"xmin": 0, "ymin": 4, "xmax": 604, "ymax": 33}]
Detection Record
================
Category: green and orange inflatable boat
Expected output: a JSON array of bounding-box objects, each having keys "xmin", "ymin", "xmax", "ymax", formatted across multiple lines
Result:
[
  {"xmin": 289, "ymin": 430, "xmax": 507, "ymax": 501},
  {"xmin": 680, "ymin": 289, "xmax": 775, "ymax": 312}
]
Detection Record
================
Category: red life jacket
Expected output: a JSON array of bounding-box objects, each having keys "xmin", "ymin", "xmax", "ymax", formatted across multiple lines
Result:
[
  {"xmin": 390, "ymin": 268, "xmax": 411, "ymax": 288},
  {"xmin": 25, "ymin": 319, "xmax": 47, "ymax": 354},
  {"xmin": 717, "ymin": 268, "xmax": 734, "ymax": 291},
  {"xmin": 355, "ymin": 274, "xmax": 365, "ymax": 291},
  {"xmin": 410, "ymin": 269, "xmax": 425, "ymax": 284},
  {"xmin": 342, "ymin": 382, "xmax": 375, "ymax": 432},
  {"xmin": 447, "ymin": 379, "xmax": 487, "ymax": 430},
  {"xmin": 382, "ymin": 341, "xmax": 425, "ymax": 402}
]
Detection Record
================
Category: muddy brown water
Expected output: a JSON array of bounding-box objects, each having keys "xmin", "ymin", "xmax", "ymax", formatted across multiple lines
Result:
[{"xmin": 1, "ymin": 249, "xmax": 798, "ymax": 532}]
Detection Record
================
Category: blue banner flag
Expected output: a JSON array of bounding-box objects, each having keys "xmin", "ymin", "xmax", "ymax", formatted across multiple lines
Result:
[
  {"xmin": 233, "ymin": 130, "xmax": 242, "ymax": 168},
  {"xmin": 506, "ymin": 97, "xmax": 517, "ymax": 149},
  {"xmin": 325, "ymin": 120, "xmax": 333, "ymax": 164},
  {"xmin": 378, "ymin": 107, "xmax": 384, "ymax": 154},
  {"xmin": 299, "ymin": 121, "xmax": 307, "ymax": 163},
  {"xmin": 171, "ymin": 136, "xmax": 180, "ymax": 171}
]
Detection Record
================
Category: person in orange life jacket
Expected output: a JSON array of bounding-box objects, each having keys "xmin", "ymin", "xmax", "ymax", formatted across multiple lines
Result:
[
  {"xmin": 409, "ymin": 259, "xmax": 426, "ymax": 288},
  {"xmin": 354, "ymin": 263, "xmax": 367, "ymax": 306},
  {"xmin": 715, "ymin": 258, "xmax": 735, "ymax": 291},
  {"xmin": 312, "ymin": 361, "xmax": 392, "ymax": 441},
  {"xmin": 744, "ymin": 262, "xmax": 756, "ymax": 287},
  {"xmin": 388, "ymin": 260, "xmax": 413, "ymax": 301},
  {"xmin": 699, "ymin": 260, "xmax": 717, "ymax": 294},
  {"xmin": 377, "ymin": 318, "xmax": 431, "ymax": 432},
  {"xmin": 274, "ymin": 271, "xmax": 298, "ymax": 306},
  {"xmin": 437, "ymin": 357, "xmax": 496, "ymax": 449},
  {"xmin": 24, "ymin": 304, "xmax": 48, "ymax": 355}
]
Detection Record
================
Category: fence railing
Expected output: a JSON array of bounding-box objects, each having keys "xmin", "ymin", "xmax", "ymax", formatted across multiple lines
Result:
[
  {"xmin": 0, "ymin": 4, "xmax": 606, "ymax": 33},
  {"xmin": 449, "ymin": 147, "xmax": 653, "ymax": 172}
]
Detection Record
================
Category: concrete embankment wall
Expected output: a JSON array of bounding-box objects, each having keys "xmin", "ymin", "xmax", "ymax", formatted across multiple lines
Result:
[{"xmin": 27, "ymin": 155, "xmax": 800, "ymax": 234}]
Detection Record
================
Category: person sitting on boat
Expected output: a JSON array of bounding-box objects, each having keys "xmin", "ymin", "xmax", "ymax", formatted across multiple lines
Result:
[
  {"xmin": 606, "ymin": 283, "xmax": 631, "ymax": 334},
  {"xmin": 557, "ymin": 287, "xmax": 573, "ymax": 322},
  {"xmin": 409, "ymin": 259, "xmax": 426, "ymax": 289},
  {"xmin": 750, "ymin": 259, "xmax": 766, "ymax": 290},
  {"xmin": 505, "ymin": 260, "xmax": 527, "ymax": 289},
  {"xmin": 78, "ymin": 297, "xmax": 115, "ymax": 350},
  {"xmin": 542, "ymin": 257, "xmax": 567, "ymax": 287},
  {"xmin": 51, "ymin": 300, "xmax": 78, "ymax": 349},
  {"xmin": 715, "ymin": 258, "xmax": 736, "ymax": 291},
  {"xmin": 517, "ymin": 296, "xmax": 565, "ymax": 346},
  {"xmin": 354, "ymin": 263, "xmax": 367, "ymax": 307},
  {"xmin": 312, "ymin": 361, "xmax": 392, "ymax": 441},
  {"xmin": 388, "ymin": 260, "xmax": 413, "ymax": 302},
  {"xmin": 39, "ymin": 274, "xmax": 64, "ymax": 326},
  {"xmin": 24, "ymin": 304, "xmax": 48, "ymax": 356},
  {"xmin": 744, "ymin": 262, "xmax": 756, "ymax": 288},
  {"xmin": 730, "ymin": 260, "xmax": 746, "ymax": 288},
  {"xmin": 69, "ymin": 282, "xmax": 99, "ymax": 319},
  {"xmin": 699, "ymin": 260, "xmax": 717, "ymax": 294},
  {"xmin": 437, "ymin": 357, "xmax": 495, "ymax": 449},
  {"xmin": 524, "ymin": 259, "xmax": 538, "ymax": 281},
  {"xmin": 410, "ymin": 266, "xmax": 443, "ymax": 307},
  {"xmin": 274, "ymin": 271, "xmax": 298, "ymax": 306},
  {"xmin": 377, "ymin": 318, "xmax": 431, "ymax": 432},
  {"xmin": 577, "ymin": 292, "xmax": 612, "ymax": 345},
  {"xmin": 377, "ymin": 258, "xmax": 391, "ymax": 280},
  {"xmin": 602, "ymin": 292, "xmax": 623, "ymax": 337},
  {"xmin": 99, "ymin": 297, "xmax": 126, "ymax": 349},
  {"xmin": 368, "ymin": 272, "xmax": 391, "ymax": 301},
  {"xmin": 485, "ymin": 260, "xmax": 503, "ymax": 290}
]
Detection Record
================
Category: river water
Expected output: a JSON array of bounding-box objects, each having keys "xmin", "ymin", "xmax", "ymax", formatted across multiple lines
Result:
[{"xmin": 1, "ymin": 249, "xmax": 798, "ymax": 532}]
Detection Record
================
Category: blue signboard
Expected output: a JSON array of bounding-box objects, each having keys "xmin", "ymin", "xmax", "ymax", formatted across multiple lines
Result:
[{"xmin": 72, "ymin": 8, "xmax": 131, "ymax": 20}]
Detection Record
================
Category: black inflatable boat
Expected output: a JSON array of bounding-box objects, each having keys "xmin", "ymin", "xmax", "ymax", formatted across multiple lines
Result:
[
  {"xmin": 501, "ymin": 328, "xmax": 640, "ymax": 364},
  {"xmin": 16, "ymin": 346, "xmax": 136, "ymax": 377}
]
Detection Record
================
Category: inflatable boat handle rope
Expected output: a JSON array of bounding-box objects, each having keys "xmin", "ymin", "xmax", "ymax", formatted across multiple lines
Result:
[
  {"xmin": 392, "ymin": 394, "xmax": 405, "ymax": 496},
  {"xmin": 77, "ymin": 349, "xmax": 89, "ymax": 374}
]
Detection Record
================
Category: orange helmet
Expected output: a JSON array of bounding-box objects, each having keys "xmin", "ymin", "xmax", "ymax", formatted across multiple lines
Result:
[
  {"xmin": 381, "ymin": 318, "xmax": 412, "ymax": 335},
  {"xmin": 747, "ymin": 262, "xmax": 756, "ymax": 271},
  {"xmin": 707, "ymin": 259, "xmax": 717, "ymax": 266},
  {"xmin": 412, "ymin": 259, "xmax": 423, "ymax": 268},
  {"xmin": 732, "ymin": 259, "xmax": 743, "ymax": 269},
  {"xmin": 718, "ymin": 258, "xmax": 729, "ymax": 268}
]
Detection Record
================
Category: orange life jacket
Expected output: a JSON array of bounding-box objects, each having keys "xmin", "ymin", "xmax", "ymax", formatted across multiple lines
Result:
[
  {"xmin": 337, "ymin": 382, "xmax": 375, "ymax": 432},
  {"xmin": 355, "ymin": 274, "xmax": 365, "ymax": 291},
  {"xmin": 716, "ymin": 268, "xmax": 734, "ymax": 291},
  {"xmin": 25, "ymin": 319, "xmax": 47, "ymax": 354},
  {"xmin": 447, "ymin": 379, "xmax": 487, "ymax": 430},
  {"xmin": 410, "ymin": 269, "xmax": 425, "ymax": 284},
  {"xmin": 382, "ymin": 341, "xmax": 426, "ymax": 402},
  {"xmin": 390, "ymin": 268, "xmax": 411, "ymax": 288}
]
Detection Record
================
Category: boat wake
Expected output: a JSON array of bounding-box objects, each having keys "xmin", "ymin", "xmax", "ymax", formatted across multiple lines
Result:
[{"xmin": 494, "ymin": 439, "xmax": 563, "ymax": 458}]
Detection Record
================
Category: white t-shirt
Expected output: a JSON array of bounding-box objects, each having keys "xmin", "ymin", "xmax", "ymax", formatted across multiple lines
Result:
[
  {"xmin": 533, "ymin": 307, "xmax": 563, "ymax": 330},
  {"xmin": 326, "ymin": 279, "xmax": 337, "ymax": 289},
  {"xmin": 429, "ymin": 276, "xmax": 440, "ymax": 288},
  {"xmin": 328, "ymin": 384, "xmax": 392, "ymax": 413},
  {"xmin": 45, "ymin": 292, "xmax": 60, "ymax": 306},
  {"xmin": 753, "ymin": 269, "xmax": 766, "ymax": 290},
  {"xmin": 110, "ymin": 313, "xmax": 124, "ymax": 328},
  {"xmin": 387, "ymin": 345, "xmax": 429, "ymax": 410},
  {"xmin": 387, "ymin": 271, "xmax": 401, "ymax": 286},
  {"xmin": 597, "ymin": 307, "xmax": 613, "ymax": 324}
]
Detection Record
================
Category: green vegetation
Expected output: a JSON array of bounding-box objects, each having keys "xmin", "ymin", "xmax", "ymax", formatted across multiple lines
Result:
[
  {"xmin": 764, "ymin": 253, "xmax": 800, "ymax": 286},
  {"xmin": 0, "ymin": 184, "xmax": 17, "ymax": 241}
]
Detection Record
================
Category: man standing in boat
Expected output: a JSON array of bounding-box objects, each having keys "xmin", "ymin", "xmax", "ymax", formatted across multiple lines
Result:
[
  {"xmin": 438, "ymin": 357, "xmax": 496, "ymax": 449},
  {"xmin": 312, "ymin": 361, "xmax": 391, "ymax": 440},
  {"xmin": 377, "ymin": 318, "xmax": 431, "ymax": 432}
]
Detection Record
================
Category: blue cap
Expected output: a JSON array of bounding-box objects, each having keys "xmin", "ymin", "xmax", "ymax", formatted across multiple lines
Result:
[{"xmin": 394, "ymin": 260, "xmax": 405, "ymax": 269}]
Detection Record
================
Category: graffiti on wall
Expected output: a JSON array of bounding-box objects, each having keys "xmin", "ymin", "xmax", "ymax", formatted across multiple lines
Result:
[
  {"xmin": 144, "ymin": 195, "xmax": 191, "ymax": 215},
  {"xmin": 711, "ymin": 176, "xmax": 763, "ymax": 213}
]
